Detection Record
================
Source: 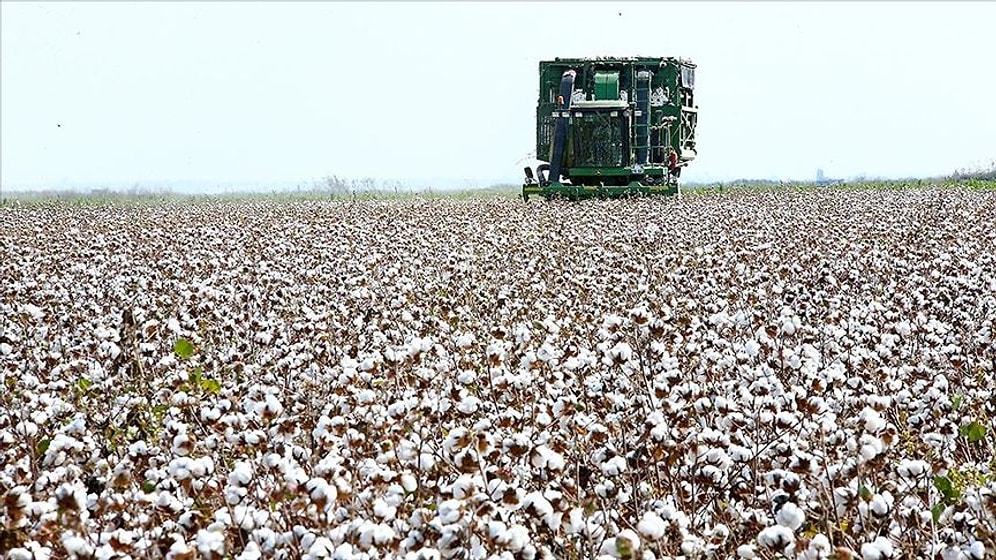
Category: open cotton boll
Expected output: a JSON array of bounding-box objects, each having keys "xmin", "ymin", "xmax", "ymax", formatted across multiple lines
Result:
[
  {"xmin": 599, "ymin": 530, "xmax": 640, "ymax": 558},
  {"xmin": 775, "ymin": 502, "xmax": 805, "ymax": 531},
  {"xmin": 457, "ymin": 396, "xmax": 481, "ymax": 414},
  {"xmin": 757, "ymin": 525, "xmax": 794, "ymax": 552},
  {"xmin": 61, "ymin": 533, "xmax": 94, "ymax": 558},
  {"xmin": 228, "ymin": 462, "xmax": 253, "ymax": 486},
  {"xmin": 306, "ymin": 537, "xmax": 336, "ymax": 558},
  {"xmin": 737, "ymin": 544, "xmax": 758, "ymax": 558},
  {"xmin": 601, "ymin": 455, "xmax": 627, "ymax": 476},
  {"xmin": 637, "ymin": 511, "xmax": 667, "ymax": 540},
  {"xmin": 897, "ymin": 459, "xmax": 930, "ymax": 478},
  {"xmin": 195, "ymin": 529, "xmax": 226, "ymax": 557},
  {"xmin": 860, "ymin": 536, "xmax": 894, "ymax": 559}
]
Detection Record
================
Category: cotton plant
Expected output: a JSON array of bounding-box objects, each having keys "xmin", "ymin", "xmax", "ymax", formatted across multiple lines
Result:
[{"xmin": 1, "ymin": 188, "xmax": 995, "ymax": 557}]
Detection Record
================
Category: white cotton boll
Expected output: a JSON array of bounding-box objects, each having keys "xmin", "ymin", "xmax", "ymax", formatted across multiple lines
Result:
[
  {"xmin": 743, "ymin": 340, "xmax": 761, "ymax": 359},
  {"xmin": 307, "ymin": 537, "xmax": 336, "ymax": 558},
  {"xmin": 370, "ymin": 524, "xmax": 395, "ymax": 545},
  {"xmin": 860, "ymin": 408, "xmax": 886, "ymax": 433},
  {"xmin": 601, "ymin": 455, "xmax": 627, "ymax": 476},
  {"xmin": 809, "ymin": 534, "xmax": 831, "ymax": 553},
  {"xmin": 232, "ymin": 505, "xmax": 255, "ymax": 531},
  {"xmin": 438, "ymin": 499, "xmax": 462, "ymax": 524},
  {"xmin": 859, "ymin": 437, "xmax": 883, "ymax": 462},
  {"xmin": 504, "ymin": 525, "xmax": 530, "ymax": 552},
  {"xmin": 238, "ymin": 542, "xmax": 263, "ymax": 560},
  {"xmin": 55, "ymin": 482, "xmax": 86, "ymax": 512},
  {"xmin": 544, "ymin": 448, "xmax": 565, "ymax": 471},
  {"xmin": 196, "ymin": 529, "xmax": 226, "ymax": 556},
  {"xmin": 408, "ymin": 547, "xmax": 442, "ymax": 560},
  {"xmin": 869, "ymin": 492, "xmax": 893, "ymax": 517},
  {"xmin": 637, "ymin": 511, "xmax": 667, "ymax": 540},
  {"xmin": 599, "ymin": 538, "xmax": 620, "ymax": 557},
  {"xmin": 306, "ymin": 478, "xmax": 336, "ymax": 502},
  {"xmin": 898, "ymin": 459, "xmax": 930, "ymax": 478},
  {"xmin": 419, "ymin": 453, "xmax": 436, "ymax": 471},
  {"xmin": 168, "ymin": 458, "xmax": 192, "ymax": 480},
  {"xmin": 6, "ymin": 549, "xmax": 33, "ymax": 560},
  {"xmin": 373, "ymin": 498, "xmax": 397, "ymax": 520},
  {"xmin": 537, "ymin": 343, "xmax": 557, "ymax": 363},
  {"xmin": 62, "ymin": 533, "xmax": 95, "ymax": 558},
  {"xmin": 737, "ymin": 544, "xmax": 758, "ymax": 558},
  {"xmin": 966, "ymin": 541, "xmax": 985, "ymax": 559},
  {"xmin": 457, "ymin": 396, "xmax": 481, "ymax": 414},
  {"xmin": 263, "ymin": 394, "xmax": 283, "ymax": 416},
  {"xmin": 860, "ymin": 536, "xmax": 894, "ymax": 560},
  {"xmin": 401, "ymin": 474, "xmax": 418, "ymax": 493},
  {"xmin": 776, "ymin": 502, "xmax": 805, "ymax": 531},
  {"xmin": 455, "ymin": 333, "xmax": 475, "ymax": 348},
  {"xmin": 609, "ymin": 342, "xmax": 633, "ymax": 362},
  {"xmin": 729, "ymin": 445, "xmax": 752, "ymax": 462},
  {"xmin": 357, "ymin": 389, "xmax": 376, "ymax": 404},
  {"xmin": 757, "ymin": 525, "xmax": 794, "ymax": 551},
  {"xmin": 599, "ymin": 530, "xmax": 640, "ymax": 558},
  {"xmin": 228, "ymin": 462, "xmax": 253, "ymax": 486},
  {"xmin": 194, "ymin": 456, "xmax": 214, "ymax": 477},
  {"xmin": 443, "ymin": 427, "xmax": 470, "ymax": 454},
  {"xmin": 172, "ymin": 434, "xmax": 192, "ymax": 456},
  {"xmin": 487, "ymin": 521, "xmax": 508, "ymax": 539},
  {"xmin": 563, "ymin": 356, "xmax": 582, "ymax": 370},
  {"xmin": 525, "ymin": 491, "xmax": 553, "ymax": 517},
  {"xmin": 565, "ymin": 508, "xmax": 587, "ymax": 535}
]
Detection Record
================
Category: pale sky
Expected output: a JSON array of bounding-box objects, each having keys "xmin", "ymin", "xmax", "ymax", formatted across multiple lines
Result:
[{"xmin": 2, "ymin": 1, "xmax": 995, "ymax": 191}]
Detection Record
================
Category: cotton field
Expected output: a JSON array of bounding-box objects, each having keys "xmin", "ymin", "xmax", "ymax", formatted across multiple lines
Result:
[{"xmin": 2, "ymin": 187, "xmax": 995, "ymax": 560}]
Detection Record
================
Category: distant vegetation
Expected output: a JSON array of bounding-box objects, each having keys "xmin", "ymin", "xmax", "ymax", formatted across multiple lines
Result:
[{"xmin": 2, "ymin": 166, "xmax": 994, "ymax": 206}]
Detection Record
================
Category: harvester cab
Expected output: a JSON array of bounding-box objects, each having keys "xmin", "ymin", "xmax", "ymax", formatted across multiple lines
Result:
[{"xmin": 522, "ymin": 57, "xmax": 698, "ymax": 201}]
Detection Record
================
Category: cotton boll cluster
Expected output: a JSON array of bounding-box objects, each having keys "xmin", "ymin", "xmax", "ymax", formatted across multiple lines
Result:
[{"xmin": 2, "ymin": 188, "xmax": 995, "ymax": 557}]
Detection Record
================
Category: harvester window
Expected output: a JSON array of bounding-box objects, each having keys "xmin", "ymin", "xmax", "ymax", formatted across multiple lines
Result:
[
  {"xmin": 572, "ymin": 112, "xmax": 625, "ymax": 167},
  {"xmin": 681, "ymin": 66, "xmax": 695, "ymax": 89}
]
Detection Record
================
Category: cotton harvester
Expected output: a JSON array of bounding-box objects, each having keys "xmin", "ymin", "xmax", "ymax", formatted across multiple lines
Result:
[{"xmin": 522, "ymin": 57, "xmax": 698, "ymax": 200}]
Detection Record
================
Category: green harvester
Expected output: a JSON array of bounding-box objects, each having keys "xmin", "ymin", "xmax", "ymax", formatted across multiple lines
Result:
[{"xmin": 522, "ymin": 57, "xmax": 698, "ymax": 201}]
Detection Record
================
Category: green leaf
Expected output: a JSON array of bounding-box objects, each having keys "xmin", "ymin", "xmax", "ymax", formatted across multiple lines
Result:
[
  {"xmin": 174, "ymin": 338, "xmax": 195, "ymax": 359},
  {"xmin": 858, "ymin": 485, "xmax": 872, "ymax": 501},
  {"xmin": 934, "ymin": 475, "xmax": 961, "ymax": 502},
  {"xmin": 959, "ymin": 421, "xmax": 987, "ymax": 444},
  {"xmin": 951, "ymin": 394, "xmax": 963, "ymax": 411},
  {"xmin": 932, "ymin": 502, "xmax": 946, "ymax": 523},
  {"xmin": 37, "ymin": 438, "xmax": 51, "ymax": 455},
  {"xmin": 201, "ymin": 378, "xmax": 221, "ymax": 395},
  {"xmin": 77, "ymin": 377, "xmax": 92, "ymax": 391},
  {"xmin": 616, "ymin": 536, "xmax": 634, "ymax": 558},
  {"xmin": 141, "ymin": 480, "xmax": 156, "ymax": 493}
]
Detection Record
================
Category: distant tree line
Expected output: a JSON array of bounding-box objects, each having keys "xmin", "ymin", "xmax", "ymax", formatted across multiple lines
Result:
[
  {"xmin": 948, "ymin": 159, "xmax": 996, "ymax": 181},
  {"xmin": 305, "ymin": 176, "xmax": 411, "ymax": 199}
]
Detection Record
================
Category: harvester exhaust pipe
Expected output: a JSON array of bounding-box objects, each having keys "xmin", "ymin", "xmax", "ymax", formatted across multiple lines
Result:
[
  {"xmin": 635, "ymin": 70, "xmax": 652, "ymax": 166},
  {"xmin": 548, "ymin": 70, "xmax": 576, "ymax": 185}
]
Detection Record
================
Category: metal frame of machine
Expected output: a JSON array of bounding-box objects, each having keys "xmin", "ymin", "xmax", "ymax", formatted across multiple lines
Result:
[{"xmin": 522, "ymin": 57, "xmax": 698, "ymax": 200}]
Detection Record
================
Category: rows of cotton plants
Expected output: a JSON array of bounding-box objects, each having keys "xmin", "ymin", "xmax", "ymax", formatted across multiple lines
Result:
[{"xmin": 2, "ymin": 187, "xmax": 995, "ymax": 560}]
